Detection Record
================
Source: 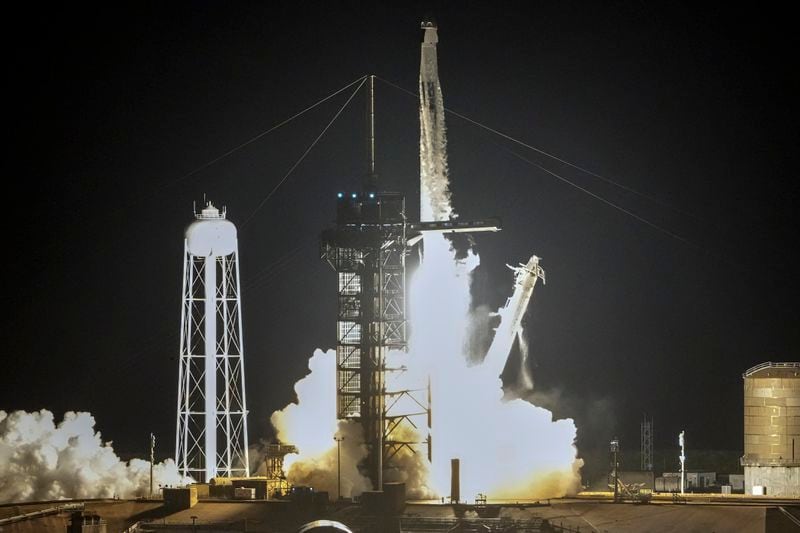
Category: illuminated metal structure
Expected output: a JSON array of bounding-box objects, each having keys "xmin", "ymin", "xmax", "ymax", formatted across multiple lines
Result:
[
  {"xmin": 320, "ymin": 77, "xmax": 418, "ymax": 489},
  {"xmin": 679, "ymin": 430, "xmax": 685, "ymax": 494},
  {"xmin": 610, "ymin": 437, "xmax": 620, "ymax": 502},
  {"xmin": 641, "ymin": 417, "xmax": 653, "ymax": 471},
  {"xmin": 320, "ymin": 76, "xmax": 500, "ymax": 488},
  {"xmin": 265, "ymin": 442, "xmax": 297, "ymax": 498},
  {"xmin": 175, "ymin": 202, "xmax": 250, "ymax": 482}
]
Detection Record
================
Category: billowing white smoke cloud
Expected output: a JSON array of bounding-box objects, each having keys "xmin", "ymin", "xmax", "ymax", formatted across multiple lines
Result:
[
  {"xmin": 270, "ymin": 349, "xmax": 372, "ymax": 498},
  {"xmin": 0, "ymin": 409, "xmax": 189, "ymax": 503},
  {"xmin": 411, "ymin": 235, "xmax": 582, "ymax": 500},
  {"xmin": 270, "ymin": 350, "xmax": 435, "ymax": 499}
]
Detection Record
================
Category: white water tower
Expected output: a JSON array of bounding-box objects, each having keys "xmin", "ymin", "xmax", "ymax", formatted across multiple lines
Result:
[{"xmin": 175, "ymin": 202, "xmax": 250, "ymax": 482}]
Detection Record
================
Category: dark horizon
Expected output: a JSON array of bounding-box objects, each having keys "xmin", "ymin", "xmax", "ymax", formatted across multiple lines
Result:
[{"xmin": 3, "ymin": 2, "xmax": 798, "ymax": 474}]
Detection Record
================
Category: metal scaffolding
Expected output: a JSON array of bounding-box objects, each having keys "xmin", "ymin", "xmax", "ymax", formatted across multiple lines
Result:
[
  {"xmin": 175, "ymin": 203, "xmax": 250, "ymax": 482},
  {"xmin": 321, "ymin": 189, "xmax": 429, "ymax": 489},
  {"xmin": 641, "ymin": 417, "xmax": 653, "ymax": 471},
  {"xmin": 264, "ymin": 442, "xmax": 297, "ymax": 498},
  {"xmin": 320, "ymin": 75, "xmax": 498, "ymax": 489}
]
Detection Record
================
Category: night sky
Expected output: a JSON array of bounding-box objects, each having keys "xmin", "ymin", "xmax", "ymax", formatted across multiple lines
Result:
[{"xmin": 3, "ymin": 2, "xmax": 798, "ymax": 471}]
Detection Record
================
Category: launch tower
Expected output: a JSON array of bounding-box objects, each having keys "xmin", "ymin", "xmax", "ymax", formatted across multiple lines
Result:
[
  {"xmin": 175, "ymin": 202, "xmax": 250, "ymax": 482},
  {"xmin": 320, "ymin": 76, "xmax": 421, "ymax": 490},
  {"xmin": 321, "ymin": 68, "xmax": 500, "ymax": 489}
]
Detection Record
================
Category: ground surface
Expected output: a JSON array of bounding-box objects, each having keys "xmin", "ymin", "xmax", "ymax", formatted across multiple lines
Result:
[{"xmin": 1, "ymin": 497, "xmax": 799, "ymax": 532}]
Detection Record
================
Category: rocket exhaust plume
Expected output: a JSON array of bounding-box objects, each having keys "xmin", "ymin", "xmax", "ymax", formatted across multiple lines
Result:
[
  {"xmin": 0, "ymin": 409, "xmax": 189, "ymax": 503},
  {"xmin": 268, "ymin": 22, "xmax": 581, "ymax": 501},
  {"xmin": 414, "ymin": 22, "xmax": 582, "ymax": 499}
]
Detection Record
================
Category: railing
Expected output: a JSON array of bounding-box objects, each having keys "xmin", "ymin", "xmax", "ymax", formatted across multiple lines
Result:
[
  {"xmin": 0, "ymin": 503, "xmax": 85, "ymax": 525},
  {"xmin": 122, "ymin": 522, "xmax": 141, "ymax": 533},
  {"xmin": 398, "ymin": 516, "xmax": 545, "ymax": 532},
  {"xmin": 743, "ymin": 361, "xmax": 800, "ymax": 377},
  {"xmin": 740, "ymin": 454, "xmax": 800, "ymax": 467}
]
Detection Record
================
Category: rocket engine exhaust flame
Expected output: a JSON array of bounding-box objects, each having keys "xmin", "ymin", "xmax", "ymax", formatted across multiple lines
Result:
[{"xmin": 0, "ymin": 409, "xmax": 189, "ymax": 503}]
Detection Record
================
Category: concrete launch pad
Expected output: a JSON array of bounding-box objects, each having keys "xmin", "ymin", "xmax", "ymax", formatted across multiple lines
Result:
[{"xmin": 3, "ymin": 497, "xmax": 799, "ymax": 532}]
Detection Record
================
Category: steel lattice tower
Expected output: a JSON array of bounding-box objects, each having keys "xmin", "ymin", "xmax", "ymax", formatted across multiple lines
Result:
[
  {"xmin": 321, "ymin": 188, "xmax": 412, "ymax": 489},
  {"xmin": 320, "ymin": 76, "xmax": 498, "ymax": 490},
  {"xmin": 319, "ymin": 74, "xmax": 433, "ymax": 490},
  {"xmin": 175, "ymin": 202, "xmax": 250, "ymax": 482},
  {"xmin": 641, "ymin": 416, "xmax": 653, "ymax": 471}
]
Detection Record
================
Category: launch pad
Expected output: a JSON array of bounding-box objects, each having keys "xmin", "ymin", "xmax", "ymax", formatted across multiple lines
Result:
[{"xmin": 3, "ymin": 496, "xmax": 799, "ymax": 532}]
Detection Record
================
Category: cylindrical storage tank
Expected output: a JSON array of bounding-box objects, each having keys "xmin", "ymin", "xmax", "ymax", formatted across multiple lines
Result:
[
  {"xmin": 743, "ymin": 362, "xmax": 800, "ymax": 465},
  {"xmin": 185, "ymin": 204, "xmax": 238, "ymax": 257}
]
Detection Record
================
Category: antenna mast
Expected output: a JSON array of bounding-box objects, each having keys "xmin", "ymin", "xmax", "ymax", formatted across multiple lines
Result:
[{"xmin": 365, "ymin": 74, "xmax": 377, "ymax": 190}]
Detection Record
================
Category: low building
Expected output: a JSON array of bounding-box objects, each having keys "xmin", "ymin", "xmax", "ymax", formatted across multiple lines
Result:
[
  {"xmin": 718, "ymin": 473, "xmax": 745, "ymax": 492},
  {"xmin": 655, "ymin": 472, "xmax": 716, "ymax": 492},
  {"xmin": 686, "ymin": 471, "xmax": 716, "ymax": 489},
  {"xmin": 163, "ymin": 486, "xmax": 198, "ymax": 511},
  {"xmin": 655, "ymin": 476, "xmax": 680, "ymax": 493}
]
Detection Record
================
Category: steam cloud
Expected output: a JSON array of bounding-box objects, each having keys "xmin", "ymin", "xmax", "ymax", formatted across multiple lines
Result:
[
  {"xmin": 269, "ymin": 348, "xmax": 436, "ymax": 499},
  {"xmin": 0, "ymin": 409, "xmax": 188, "ymax": 503},
  {"xmin": 270, "ymin": 349, "xmax": 372, "ymax": 498}
]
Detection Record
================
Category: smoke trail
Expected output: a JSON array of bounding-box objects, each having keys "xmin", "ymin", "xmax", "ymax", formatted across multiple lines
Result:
[
  {"xmin": 516, "ymin": 328, "xmax": 534, "ymax": 393},
  {"xmin": 270, "ymin": 349, "xmax": 372, "ymax": 498},
  {"xmin": 0, "ymin": 409, "xmax": 188, "ymax": 503},
  {"xmin": 419, "ymin": 25, "xmax": 453, "ymax": 222}
]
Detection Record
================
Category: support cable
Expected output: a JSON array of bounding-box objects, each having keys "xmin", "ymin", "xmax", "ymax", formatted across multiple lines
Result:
[
  {"xmin": 244, "ymin": 240, "xmax": 314, "ymax": 292},
  {"xmin": 502, "ymin": 146, "xmax": 696, "ymax": 247},
  {"xmin": 375, "ymin": 76, "xmax": 705, "ymax": 225},
  {"xmin": 8, "ymin": 75, "xmax": 371, "ymax": 294},
  {"xmin": 108, "ymin": 241, "xmax": 312, "ymax": 378},
  {"xmin": 99, "ymin": 79, "xmax": 368, "ymax": 377},
  {"xmin": 162, "ymin": 75, "xmax": 369, "ymax": 191},
  {"xmin": 241, "ymin": 76, "xmax": 369, "ymax": 228}
]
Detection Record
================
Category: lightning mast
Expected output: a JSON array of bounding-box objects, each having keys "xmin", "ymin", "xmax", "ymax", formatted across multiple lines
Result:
[
  {"xmin": 175, "ymin": 202, "xmax": 250, "ymax": 482},
  {"xmin": 320, "ymin": 23, "xmax": 501, "ymax": 491},
  {"xmin": 321, "ymin": 77, "xmax": 413, "ymax": 490}
]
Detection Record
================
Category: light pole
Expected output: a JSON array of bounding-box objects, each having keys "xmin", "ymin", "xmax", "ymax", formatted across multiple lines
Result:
[
  {"xmin": 679, "ymin": 430, "xmax": 686, "ymax": 495},
  {"xmin": 610, "ymin": 437, "xmax": 619, "ymax": 503},
  {"xmin": 334, "ymin": 435, "xmax": 344, "ymax": 500},
  {"xmin": 149, "ymin": 433, "xmax": 155, "ymax": 498}
]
